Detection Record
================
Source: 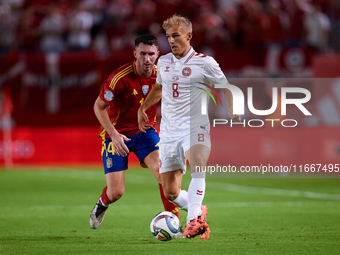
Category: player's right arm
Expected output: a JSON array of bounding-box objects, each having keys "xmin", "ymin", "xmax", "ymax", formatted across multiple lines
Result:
[
  {"xmin": 138, "ymin": 82, "xmax": 162, "ymax": 133},
  {"xmin": 94, "ymin": 97, "xmax": 131, "ymax": 157}
]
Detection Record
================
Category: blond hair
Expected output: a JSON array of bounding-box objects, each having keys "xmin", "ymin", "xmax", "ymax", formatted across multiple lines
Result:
[{"xmin": 162, "ymin": 14, "xmax": 192, "ymax": 33}]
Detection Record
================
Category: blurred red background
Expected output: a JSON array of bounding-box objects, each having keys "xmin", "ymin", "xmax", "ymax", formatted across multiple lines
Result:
[{"xmin": 1, "ymin": 0, "xmax": 340, "ymax": 167}]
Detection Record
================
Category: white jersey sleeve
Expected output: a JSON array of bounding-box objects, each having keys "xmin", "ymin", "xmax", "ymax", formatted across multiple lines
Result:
[
  {"xmin": 202, "ymin": 56, "xmax": 228, "ymax": 85},
  {"xmin": 156, "ymin": 59, "xmax": 163, "ymax": 85}
]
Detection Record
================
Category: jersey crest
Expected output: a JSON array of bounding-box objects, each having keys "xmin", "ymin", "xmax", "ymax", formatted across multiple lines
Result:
[
  {"xmin": 182, "ymin": 67, "xmax": 192, "ymax": 77},
  {"xmin": 142, "ymin": 85, "xmax": 149, "ymax": 95}
]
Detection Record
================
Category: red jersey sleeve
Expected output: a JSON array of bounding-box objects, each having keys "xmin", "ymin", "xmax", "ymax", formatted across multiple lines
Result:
[
  {"xmin": 97, "ymin": 62, "xmax": 158, "ymax": 138},
  {"xmin": 99, "ymin": 68, "xmax": 127, "ymax": 105}
]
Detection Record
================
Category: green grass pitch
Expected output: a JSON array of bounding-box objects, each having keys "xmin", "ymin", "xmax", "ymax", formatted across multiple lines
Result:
[{"xmin": 0, "ymin": 167, "xmax": 340, "ymax": 254}]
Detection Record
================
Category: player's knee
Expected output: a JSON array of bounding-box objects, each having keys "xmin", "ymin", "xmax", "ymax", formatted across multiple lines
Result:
[
  {"xmin": 107, "ymin": 188, "xmax": 124, "ymax": 202},
  {"xmin": 190, "ymin": 159, "xmax": 207, "ymax": 172},
  {"xmin": 152, "ymin": 169, "xmax": 161, "ymax": 183},
  {"xmin": 164, "ymin": 190, "xmax": 179, "ymax": 202}
]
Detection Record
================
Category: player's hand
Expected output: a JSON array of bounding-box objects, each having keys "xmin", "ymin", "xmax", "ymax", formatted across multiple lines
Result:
[
  {"xmin": 138, "ymin": 108, "xmax": 151, "ymax": 133},
  {"xmin": 228, "ymin": 111, "xmax": 241, "ymax": 122},
  {"xmin": 111, "ymin": 132, "xmax": 131, "ymax": 157}
]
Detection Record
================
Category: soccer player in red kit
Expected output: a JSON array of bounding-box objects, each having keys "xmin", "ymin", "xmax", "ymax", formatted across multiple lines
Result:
[{"xmin": 89, "ymin": 34, "xmax": 179, "ymax": 230}]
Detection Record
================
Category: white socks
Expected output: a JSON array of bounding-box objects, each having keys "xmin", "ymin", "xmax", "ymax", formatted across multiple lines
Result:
[
  {"xmin": 187, "ymin": 172, "xmax": 206, "ymax": 223},
  {"xmin": 172, "ymin": 189, "xmax": 188, "ymax": 211},
  {"xmin": 171, "ymin": 172, "xmax": 206, "ymax": 224}
]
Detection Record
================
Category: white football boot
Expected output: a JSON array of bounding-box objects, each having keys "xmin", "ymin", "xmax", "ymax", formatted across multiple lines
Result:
[{"xmin": 89, "ymin": 198, "xmax": 108, "ymax": 229}]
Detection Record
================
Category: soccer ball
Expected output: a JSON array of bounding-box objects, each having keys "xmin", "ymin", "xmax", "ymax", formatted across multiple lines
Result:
[{"xmin": 150, "ymin": 211, "xmax": 181, "ymax": 241}]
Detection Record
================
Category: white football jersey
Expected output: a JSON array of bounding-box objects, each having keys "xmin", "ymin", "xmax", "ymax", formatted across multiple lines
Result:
[{"xmin": 156, "ymin": 47, "xmax": 228, "ymax": 136}]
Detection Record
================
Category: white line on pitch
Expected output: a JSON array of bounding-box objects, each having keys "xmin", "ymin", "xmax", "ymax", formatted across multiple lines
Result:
[
  {"xmin": 35, "ymin": 171, "xmax": 340, "ymax": 201},
  {"xmin": 209, "ymin": 201, "xmax": 339, "ymax": 208},
  {"xmin": 209, "ymin": 182, "xmax": 340, "ymax": 201},
  {"xmin": 0, "ymin": 201, "xmax": 338, "ymax": 212}
]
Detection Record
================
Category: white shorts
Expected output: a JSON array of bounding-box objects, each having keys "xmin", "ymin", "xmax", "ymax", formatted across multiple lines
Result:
[{"xmin": 159, "ymin": 126, "xmax": 211, "ymax": 174}]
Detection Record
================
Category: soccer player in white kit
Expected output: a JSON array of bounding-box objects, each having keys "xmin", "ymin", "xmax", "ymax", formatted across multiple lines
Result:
[{"xmin": 138, "ymin": 15, "xmax": 241, "ymax": 239}]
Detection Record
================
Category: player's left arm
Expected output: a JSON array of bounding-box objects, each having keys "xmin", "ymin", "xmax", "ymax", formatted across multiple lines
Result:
[
  {"xmin": 203, "ymin": 56, "xmax": 241, "ymax": 122},
  {"xmin": 221, "ymin": 88, "xmax": 241, "ymax": 122}
]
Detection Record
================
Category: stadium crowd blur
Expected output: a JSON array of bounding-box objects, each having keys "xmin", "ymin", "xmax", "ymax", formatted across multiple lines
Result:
[
  {"xmin": 1, "ymin": 0, "xmax": 339, "ymax": 166},
  {"xmin": 0, "ymin": 0, "xmax": 339, "ymax": 57}
]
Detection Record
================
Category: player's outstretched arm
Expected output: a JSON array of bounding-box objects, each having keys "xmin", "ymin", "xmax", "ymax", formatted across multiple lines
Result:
[
  {"xmin": 94, "ymin": 97, "xmax": 131, "ymax": 157},
  {"xmin": 138, "ymin": 82, "xmax": 162, "ymax": 133},
  {"xmin": 221, "ymin": 88, "xmax": 241, "ymax": 122}
]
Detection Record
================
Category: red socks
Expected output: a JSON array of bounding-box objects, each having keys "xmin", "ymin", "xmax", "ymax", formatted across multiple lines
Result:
[
  {"xmin": 158, "ymin": 183, "xmax": 179, "ymax": 218},
  {"xmin": 100, "ymin": 185, "xmax": 179, "ymax": 218},
  {"xmin": 100, "ymin": 186, "xmax": 112, "ymax": 206}
]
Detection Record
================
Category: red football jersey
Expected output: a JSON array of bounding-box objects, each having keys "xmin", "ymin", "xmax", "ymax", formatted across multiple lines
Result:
[{"xmin": 98, "ymin": 61, "xmax": 158, "ymax": 138}]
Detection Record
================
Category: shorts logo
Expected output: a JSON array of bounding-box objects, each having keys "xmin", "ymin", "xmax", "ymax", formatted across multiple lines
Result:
[
  {"xmin": 106, "ymin": 157, "xmax": 113, "ymax": 168},
  {"xmin": 182, "ymin": 67, "xmax": 191, "ymax": 76},
  {"xmin": 165, "ymin": 66, "xmax": 170, "ymax": 72},
  {"xmin": 104, "ymin": 90, "xmax": 114, "ymax": 101},
  {"xmin": 198, "ymin": 134, "xmax": 204, "ymax": 142},
  {"xmin": 142, "ymin": 85, "xmax": 149, "ymax": 95},
  {"xmin": 159, "ymin": 159, "xmax": 162, "ymax": 168}
]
